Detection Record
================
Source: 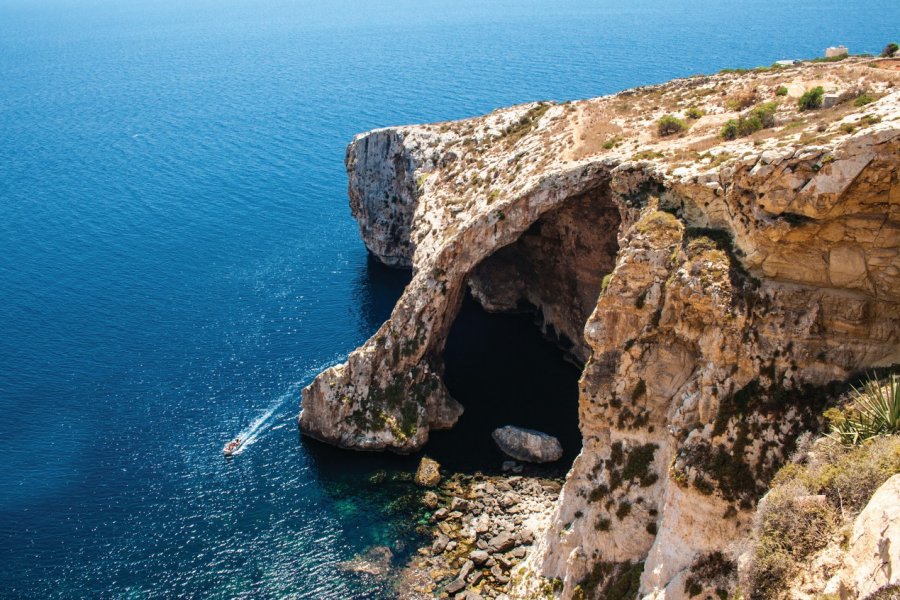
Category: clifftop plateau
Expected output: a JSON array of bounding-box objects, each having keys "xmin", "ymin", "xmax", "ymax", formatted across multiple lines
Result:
[{"xmin": 300, "ymin": 57, "xmax": 900, "ymax": 598}]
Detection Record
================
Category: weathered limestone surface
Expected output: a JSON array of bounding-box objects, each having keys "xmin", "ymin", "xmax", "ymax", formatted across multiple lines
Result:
[
  {"xmin": 300, "ymin": 59, "xmax": 900, "ymax": 597},
  {"xmin": 834, "ymin": 474, "xmax": 900, "ymax": 597}
]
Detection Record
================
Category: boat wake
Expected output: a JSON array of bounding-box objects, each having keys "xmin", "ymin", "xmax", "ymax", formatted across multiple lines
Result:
[
  {"xmin": 227, "ymin": 383, "xmax": 300, "ymax": 455},
  {"xmin": 225, "ymin": 357, "xmax": 344, "ymax": 456}
]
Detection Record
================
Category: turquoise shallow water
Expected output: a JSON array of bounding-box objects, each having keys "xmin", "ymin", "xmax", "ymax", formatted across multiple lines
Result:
[{"xmin": 1, "ymin": 0, "xmax": 898, "ymax": 597}]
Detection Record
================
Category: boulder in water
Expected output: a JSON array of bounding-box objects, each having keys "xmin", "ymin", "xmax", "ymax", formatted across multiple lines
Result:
[
  {"xmin": 492, "ymin": 426, "xmax": 563, "ymax": 463},
  {"xmin": 415, "ymin": 456, "xmax": 441, "ymax": 487}
]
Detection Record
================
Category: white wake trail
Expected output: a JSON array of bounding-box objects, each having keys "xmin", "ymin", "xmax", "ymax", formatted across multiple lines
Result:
[
  {"xmin": 227, "ymin": 356, "xmax": 345, "ymax": 455},
  {"xmin": 230, "ymin": 382, "xmax": 300, "ymax": 454}
]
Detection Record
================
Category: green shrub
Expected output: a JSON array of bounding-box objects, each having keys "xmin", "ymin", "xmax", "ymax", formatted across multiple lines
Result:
[
  {"xmin": 501, "ymin": 102, "xmax": 552, "ymax": 144},
  {"xmin": 868, "ymin": 584, "xmax": 900, "ymax": 599},
  {"xmin": 797, "ymin": 86, "xmax": 825, "ymax": 111},
  {"xmin": 882, "ymin": 42, "xmax": 899, "ymax": 58},
  {"xmin": 744, "ymin": 434, "xmax": 900, "ymax": 598},
  {"xmin": 657, "ymin": 114, "xmax": 687, "ymax": 136},
  {"xmin": 601, "ymin": 273, "xmax": 613, "ymax": 294},
  {"xmin": 720, "ymin": 119, "xmax": 740, "ymax": 140},
  {"xmin": 602, "ymin": 136, "xmax": 621, "ymax": 150},
  {"xmin": 854, "ymin": 93, "xmax": 875, "ymax": 107},
  {"xmin": 719, "ymin": 102, "xmax": 778, "ymax": 139},
  {"xmin": 775, "ymin": 86, "xmax": 788, "ymax": 97},
  {"xmin": 862, "ymin": 114, "xmax": 882, "ymax": 126},
  {"xmin": 684, "ymin": 552, "xmax": 735, "ymax": 598},
  {"xmin": 828, "ymin": 374, "xmax": 900, "ymax": 446},
  {"xmin": 686, "ymin": 107, "xmax": 705, "ymax": 119}
]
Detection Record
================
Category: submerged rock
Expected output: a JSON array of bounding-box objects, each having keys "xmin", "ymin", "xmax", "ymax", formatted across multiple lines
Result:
[
  {"xmin": 415, "ymin": 456, "xmax": 441, "ymax": 487},
  {"xmin": 492, "ymin": 426, "xmax": 563, "ymax": 463},
  {"xmin": 337, "ymin": 545, "xmax": 393, "ymax": 577}
]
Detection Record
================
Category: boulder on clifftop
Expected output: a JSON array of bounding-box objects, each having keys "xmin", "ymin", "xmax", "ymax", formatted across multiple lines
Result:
[{"xmin": 492, "ymin": 426, "xmax": 563, "ymax": 463}]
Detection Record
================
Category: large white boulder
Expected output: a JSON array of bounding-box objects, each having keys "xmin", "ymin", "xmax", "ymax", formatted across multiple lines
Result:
[{"xmin": 492, "ymin": 426, "xmax": 563, "ymax": 463}]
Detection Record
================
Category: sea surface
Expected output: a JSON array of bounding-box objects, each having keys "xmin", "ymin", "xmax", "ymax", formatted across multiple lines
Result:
[{"xmin": 1, "ymin": 0, "xmax": 897, "ymax": 597}]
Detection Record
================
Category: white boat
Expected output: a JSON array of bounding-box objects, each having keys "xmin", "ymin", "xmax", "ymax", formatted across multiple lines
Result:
[{"xmin": 223, "ymin": 437, "xmax": 243, "ymax": 456}]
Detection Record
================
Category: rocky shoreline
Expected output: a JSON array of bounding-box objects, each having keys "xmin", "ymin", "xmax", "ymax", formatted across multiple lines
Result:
[{"xmin": 399, "ymin": 471, "xmax": 562, "ymax": 599}]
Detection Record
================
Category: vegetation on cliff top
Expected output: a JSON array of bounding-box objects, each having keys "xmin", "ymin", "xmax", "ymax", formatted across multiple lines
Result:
[
  {"xmin": 741, "ymin": 372, "xmax": 900, "ymax": 598},
  {"xmin": 742, "ymin": 435, "xmax": 900, "ymax": 598},
  {"xmin": 826, "ymin": 374, "xmax": 900, "ymax": 446}
]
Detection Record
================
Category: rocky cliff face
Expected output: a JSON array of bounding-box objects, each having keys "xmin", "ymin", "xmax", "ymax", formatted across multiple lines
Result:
[{"xmin": 300, "ymin": 58, "xmax": 900, "ymax": 597}]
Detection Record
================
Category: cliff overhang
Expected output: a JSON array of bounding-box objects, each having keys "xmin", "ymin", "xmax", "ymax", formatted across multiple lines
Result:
[{"xmin": 299, "ymin": 57, "xmax": 900, "ymax": 597}]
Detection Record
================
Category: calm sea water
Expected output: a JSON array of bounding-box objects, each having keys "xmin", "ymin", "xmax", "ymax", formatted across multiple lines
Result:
[{"xmin": 1, "ymin": 0, "xmax": 897, "ymax": 597}]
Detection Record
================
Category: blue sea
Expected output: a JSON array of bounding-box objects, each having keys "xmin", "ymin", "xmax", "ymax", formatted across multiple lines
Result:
[{"xmin": 1, "ymin": 0, "xmax": 897, "ymax": 597}]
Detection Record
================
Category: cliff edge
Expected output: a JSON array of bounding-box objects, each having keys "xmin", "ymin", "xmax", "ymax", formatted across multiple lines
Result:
[{"xmin": 300, "ymin": 57, "xmax": 900, "ymax": 598}]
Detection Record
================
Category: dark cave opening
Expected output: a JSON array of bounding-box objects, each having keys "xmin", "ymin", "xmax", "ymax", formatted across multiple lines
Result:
[
  {"xmin": 422, "ymin": 292, "xmax": 583, "ymax": 475},
  {"xmin": 423, "ymin": 184, "xmax": 622, "ymax": 474}
]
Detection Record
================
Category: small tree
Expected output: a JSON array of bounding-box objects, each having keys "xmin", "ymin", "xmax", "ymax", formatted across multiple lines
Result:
[
  {"xmin": 798, "ymin": 86, "xmax": 825, "ymax": 111},
  {"xmin": 657, "ymin": 114, "xmax": 687, "ymax": 136},
  {"xmin": 882, "ymin": 42, "xmax": 899, "ymax": 58}
]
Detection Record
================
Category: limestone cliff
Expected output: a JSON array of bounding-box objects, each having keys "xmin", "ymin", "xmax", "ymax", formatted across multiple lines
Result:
[{"xmin": 300, "ymin": 57, "xmax": 900, "ymax": 597}]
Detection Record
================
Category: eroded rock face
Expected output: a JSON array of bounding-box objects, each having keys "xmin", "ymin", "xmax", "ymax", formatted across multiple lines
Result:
[
  {"xmin": 301, "ymin": 59, "xmax": 900, "ymax": 597},
  {"xmin": 835, "ymin": 474, "xmax": 900, "ymax": 597},
  {"xmin": 469, "ymin": 186, "xmax": 621, "ymax": 363},
  {"xmin": 492, "ymin": 426, "xmax": 564, "ymax": 464}
]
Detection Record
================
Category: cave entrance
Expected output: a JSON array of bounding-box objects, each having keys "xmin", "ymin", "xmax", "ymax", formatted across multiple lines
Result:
[{"xmin": 425, "ymin": 184, "xmax": 621, "ymax": 474}]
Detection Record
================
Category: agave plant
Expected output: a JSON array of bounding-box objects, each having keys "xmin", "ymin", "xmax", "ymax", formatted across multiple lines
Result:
[{"xmin": 828, "ymin": 374, "xmax": 899, "ymax": 446}]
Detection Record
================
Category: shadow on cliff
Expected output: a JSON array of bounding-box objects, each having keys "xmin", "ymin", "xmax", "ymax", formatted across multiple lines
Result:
[{"xmin": 353, "ymin": 253, "xmax": 412, "ymax": 338}]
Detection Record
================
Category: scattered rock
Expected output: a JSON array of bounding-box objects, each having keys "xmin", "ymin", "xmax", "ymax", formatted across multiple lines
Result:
[
  {"xmin": 499, "ymin": 493, "xmax": 518, "ymax": 509},
  {"xmin": 459, "ymin": 559, "xmax": 475, "ymax": 580},
  {"xmin": 486, "ymin": 532, "xmax": 515, "ymax": 553},
  {"xmin": 445, "ymin": 578, "xmax": 466, "ymax": 594},
  {"xmin": 432, "ymin": 534, "xmax": 450, "ymax": 554},
  {"xmin": 397, "ymin": 472, "xmax": 562, "ymax": 599},
  {"xmin": 422, "ymin": 490, "xmax": 440, "ymax": 509},
  {"xmin": 515, "ymin": 528, "xmax": 535, "ymax": 545},
  {"xmin": 450, "ymin": 496, "xmax": 469, "ymax": 511},
  {"xmin": 491, "ymin": 426, "xmax": 563, "ymax": 463},
  {"xmin": 415, "ymin": 456, "xmax": 441, "ymax": 487}
]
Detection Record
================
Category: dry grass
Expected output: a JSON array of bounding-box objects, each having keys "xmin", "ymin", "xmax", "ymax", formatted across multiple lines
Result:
[{"xmin": 741, "ymin": 435, "xmax": 900, "ymax": 599}]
